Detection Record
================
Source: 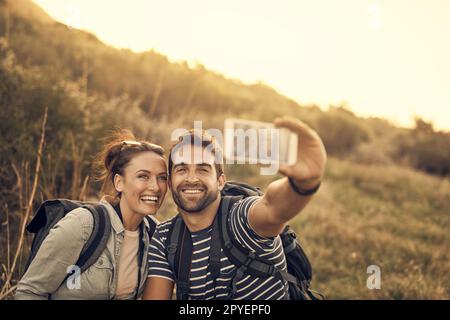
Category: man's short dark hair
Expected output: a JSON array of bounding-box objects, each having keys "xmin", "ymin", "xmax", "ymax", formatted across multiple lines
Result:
[{"xmin": 168, "ymin": 129, "xmax": 224, "ymax": 178}]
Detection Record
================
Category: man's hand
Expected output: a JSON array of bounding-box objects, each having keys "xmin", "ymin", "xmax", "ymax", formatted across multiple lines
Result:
[
  {"xmin": 248, "ymin": 116, "xmax": 327, "ymax": 238},
  {"xmin": 274, "ymin": 116, "xmax": 327, "ymax": 189}
]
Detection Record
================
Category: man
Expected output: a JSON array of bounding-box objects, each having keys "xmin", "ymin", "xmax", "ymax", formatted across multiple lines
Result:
[{"xmin": 143, "ymin": 116, "xmax": 327, "ymax": 300}]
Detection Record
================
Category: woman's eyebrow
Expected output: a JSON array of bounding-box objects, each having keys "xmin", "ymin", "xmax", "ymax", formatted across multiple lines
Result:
[
  {"xmin": 135, "ymin": 169, "xmax": 151, "ymax": 174},
  {"xmin": 135, "ymin": 169, "xmax": 167, "ymax": 175}
]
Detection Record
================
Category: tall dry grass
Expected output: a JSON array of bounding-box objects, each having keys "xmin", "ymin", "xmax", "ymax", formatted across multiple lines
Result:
[
  {"xmin": 0, "ymin": 106, "xmax": 47, "ymax": 299},
  {"xmin": 1, "ymin": 130, "xmax": 449, "ymax": 299}
]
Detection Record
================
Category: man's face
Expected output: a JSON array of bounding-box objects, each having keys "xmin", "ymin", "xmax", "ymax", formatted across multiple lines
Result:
[{"xmin": 169, "ymin": 144, "xmax": 225, "ymax": 213}]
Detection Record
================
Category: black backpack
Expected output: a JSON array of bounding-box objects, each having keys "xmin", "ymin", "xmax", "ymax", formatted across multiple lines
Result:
[
  {"xmin": 166, "ymin": 181, "xmax": 324, "ymax": 300},
  {"xmin": 24, "ymin": 199, "xmax": 157, "ymax": 291}
]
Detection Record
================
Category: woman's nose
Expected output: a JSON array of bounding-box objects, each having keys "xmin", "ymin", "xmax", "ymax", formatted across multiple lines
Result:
[{"xmin": 147, "ymin": 177, "xmax": 160, "ymax": 192}]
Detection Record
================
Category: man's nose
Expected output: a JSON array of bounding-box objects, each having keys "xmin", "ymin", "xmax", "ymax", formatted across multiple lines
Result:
[{"xmin": 185, "ymin": 169, "xmax": 200, "ymax": 183}]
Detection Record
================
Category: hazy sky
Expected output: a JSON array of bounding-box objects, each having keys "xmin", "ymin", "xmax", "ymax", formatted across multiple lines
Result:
[{"xmin": 33, "ymin": 0, "xmax": 450, "ymax": 131}]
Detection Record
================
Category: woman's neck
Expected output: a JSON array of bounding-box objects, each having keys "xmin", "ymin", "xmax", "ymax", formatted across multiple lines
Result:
[
  {"xmin": 119, "ymin": 200, "xmax": 143, "ymax": 232},
  {"xmin": 180, "ymin": 195, "xmax": 221, "ymax": 232}
]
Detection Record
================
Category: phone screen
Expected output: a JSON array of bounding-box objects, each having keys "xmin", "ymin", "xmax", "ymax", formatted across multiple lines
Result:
[{"xmin": 224, "ymin": 118, "xmax": 297, "ymax": 166}]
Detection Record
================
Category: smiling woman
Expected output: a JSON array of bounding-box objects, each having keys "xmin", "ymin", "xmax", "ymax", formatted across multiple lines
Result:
[
  {"xmin": 94, "ymin": 131, "xmax": 168, "ymax": 224},
  {"xmin": 15, "ymin": 129, "xmax": 168, "ymax": 300}
]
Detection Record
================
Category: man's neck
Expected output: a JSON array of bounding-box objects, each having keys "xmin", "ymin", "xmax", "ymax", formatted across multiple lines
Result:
[{"xmin": 179, "ymin": 195, "xmax": 222, "ymax": 232}]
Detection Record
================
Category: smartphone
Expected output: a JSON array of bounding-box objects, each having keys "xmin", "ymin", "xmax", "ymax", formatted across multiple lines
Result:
[{"xmin": 224, "ymin": 118, "xmax": 298, "ymax": 166}]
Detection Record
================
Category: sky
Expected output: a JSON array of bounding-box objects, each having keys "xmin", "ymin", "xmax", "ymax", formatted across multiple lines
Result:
[{"xmin": 33, "ymin": 0, "xmax": 450, "ymax": 131}]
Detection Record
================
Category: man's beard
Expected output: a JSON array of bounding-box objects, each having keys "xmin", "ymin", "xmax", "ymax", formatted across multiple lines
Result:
[{"xmin": 172, "ymin": 183, "xmax": 219, "ymax": 213}]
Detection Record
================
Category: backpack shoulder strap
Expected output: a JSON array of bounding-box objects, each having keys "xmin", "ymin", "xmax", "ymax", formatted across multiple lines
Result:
[
  {"xmin": 167, "ymin": 211, "xmax": 224, "ymax": 300},
  {"xmin": 75, "ymin": 204, "xmax": 112, "ymax": 273},
  {"xmin": 209, "ymin": 213, "xmax": 221, "ymax": 279},
  {"xmin": 219, "ymin": 196, "xmax": 277, "ymax": 276},
  {"xmin": 218, "ymin": 196, "xmax": 297, "ymax": 296},
  {"xmin": 144, "ymin": 215, "xmax": 158, "ymax": 241},
  {"xmin": 166, "ymin": 215, "xmax": 182, "ymax": 276},
  {"xmin": 58, "ymin": 203, "xmax": 112, "ymax": 293},
  {"xmin": 166, "ymin": 215, "xmax": 192, "ymax": 300}
]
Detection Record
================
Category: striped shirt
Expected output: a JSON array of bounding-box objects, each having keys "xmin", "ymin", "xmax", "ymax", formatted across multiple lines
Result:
[{"xmin": 147, "ymin": 196, "xmax": 289, "ymax": 300}]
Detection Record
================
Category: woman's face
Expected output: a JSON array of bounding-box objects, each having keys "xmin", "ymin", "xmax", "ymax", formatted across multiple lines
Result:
[{"xmin": 114, "ymin": 151, "xmax": 168, "ymax": 217}]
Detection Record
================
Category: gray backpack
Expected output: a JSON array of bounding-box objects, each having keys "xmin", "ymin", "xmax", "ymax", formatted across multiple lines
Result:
[{"xmin": 24, "ymin": 199, "xmax": 157, "ymax": 296}]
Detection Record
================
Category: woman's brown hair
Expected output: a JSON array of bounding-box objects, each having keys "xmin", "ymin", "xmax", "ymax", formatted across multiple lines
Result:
[{"xmin": 94, "ymin": 129, "xmax": 166, "ymax": 197}]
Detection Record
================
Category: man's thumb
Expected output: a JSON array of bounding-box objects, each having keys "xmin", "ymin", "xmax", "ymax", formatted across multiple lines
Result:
[{"xmin": 278, "ymin": 164, "xmax": 294, "ymax": 177}]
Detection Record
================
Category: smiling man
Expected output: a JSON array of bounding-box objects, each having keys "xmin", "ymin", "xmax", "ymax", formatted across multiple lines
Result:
[{"xmin": 143, "ymin": 116, "xmax": 327, "ymax": 300}]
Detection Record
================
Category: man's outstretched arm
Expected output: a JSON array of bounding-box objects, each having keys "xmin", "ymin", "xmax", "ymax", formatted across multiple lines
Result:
[{"xmin": 248, "ymin": 116, "xmax": 327, "ymax": 238}]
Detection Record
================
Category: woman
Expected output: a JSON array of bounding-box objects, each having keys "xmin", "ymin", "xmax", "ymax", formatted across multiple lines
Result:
[{"xmin": 15, "ymin": 130, "xmax": 168, "ymax": 300}]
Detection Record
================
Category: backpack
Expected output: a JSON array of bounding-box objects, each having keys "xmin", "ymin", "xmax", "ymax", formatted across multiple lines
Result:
[
  {"xmin": 24, "ymin": 199, "xmax": 157, "ymax": 291},
  {"xmin": 166, "ymin": 181, "xmax": 324, "ymax": 300}
]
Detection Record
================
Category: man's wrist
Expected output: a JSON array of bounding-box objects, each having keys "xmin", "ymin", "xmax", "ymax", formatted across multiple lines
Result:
[
  {"xmin": 288, "ymin": 177, "xmax": 321, "ymax": 196},
  {"xmin": 296, "ymin": 178, "xmax": 322, "ymax": 190}
]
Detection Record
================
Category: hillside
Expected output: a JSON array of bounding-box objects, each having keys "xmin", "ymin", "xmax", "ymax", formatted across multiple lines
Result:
[
  {"xmin": 0, "ymin": 0, "xmax": 449, "ymax": 299},
  {"xmin": 3, "ymin": 0, "xmax": 53, "ymax": 25}
]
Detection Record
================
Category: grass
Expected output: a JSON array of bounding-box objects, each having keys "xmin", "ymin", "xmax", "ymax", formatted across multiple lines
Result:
[
  {"xmin": 1, "ymin": 157, "xmax": 449, "ymax": 299},
  {"xmin": 150, "ymin": 157, "xmax": 450, "ymax": 299},
  {"xmin": 283, "ymin": 158, "xmax": 449, "ymax": 299}
]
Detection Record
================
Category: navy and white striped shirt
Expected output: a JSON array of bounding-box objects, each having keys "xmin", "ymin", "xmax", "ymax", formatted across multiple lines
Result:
[{"xmin": 147, "ymin": 196, "xmax": 289, "ymax": 300}]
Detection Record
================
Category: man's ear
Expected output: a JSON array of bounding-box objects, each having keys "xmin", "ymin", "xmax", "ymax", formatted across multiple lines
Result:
[
  {"xmin": 218, "ymin": 174, "xmax": 226, "ymax": 191},
  {"xmin": 113, "ymin": 174, "xmax": 124, "ymax": 193}
]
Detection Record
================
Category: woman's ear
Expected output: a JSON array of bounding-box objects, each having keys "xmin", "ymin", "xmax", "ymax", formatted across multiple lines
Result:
[{"xmin": 113, "ymin": 173, "xmax": 124, "ymax": 193}]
